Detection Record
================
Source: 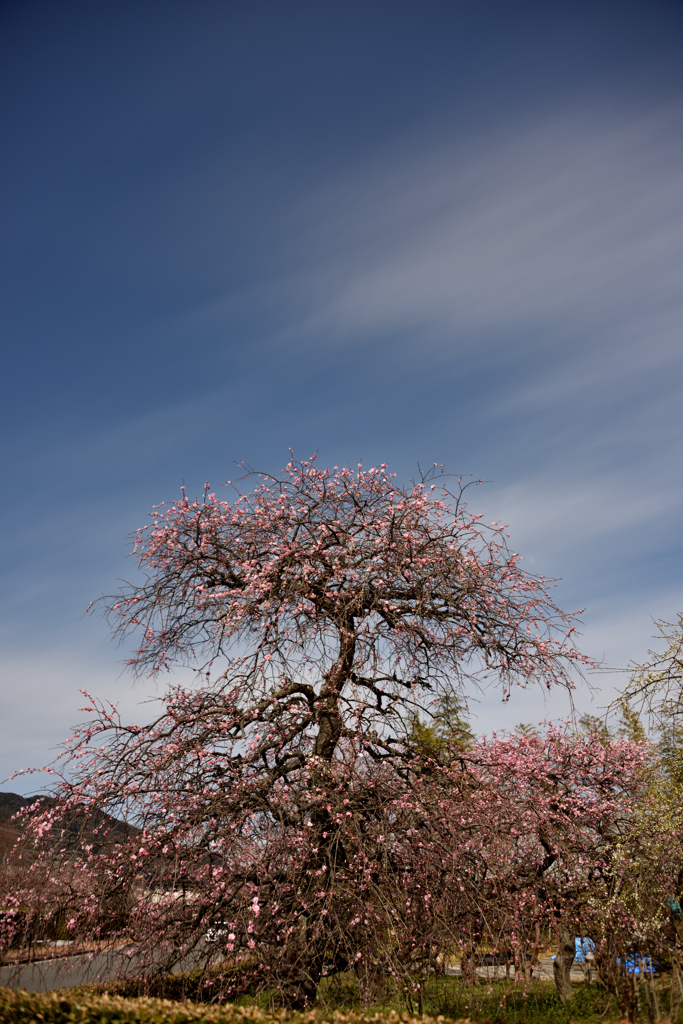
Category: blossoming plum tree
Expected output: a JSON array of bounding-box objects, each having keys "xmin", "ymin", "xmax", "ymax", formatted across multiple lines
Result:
[
  {"xmin": 464, "ymin": 726, "xmax": 655, "ymax": 1006},
  {"xmin": 2, "ymin": 457, "xmax": 596, "ymax": 1006}
]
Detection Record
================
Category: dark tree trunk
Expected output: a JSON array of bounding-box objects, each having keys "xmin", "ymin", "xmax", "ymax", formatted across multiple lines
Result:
[
  {"xmin": 553, "ymin": 926, "xmax": 576, "ymax": 1003},
  {"xmin": 277, "ymin": 916, "xmax": 323, "ymax": 1009},
  {"xmin": 279, "ymin": 976, "xmax": 319, "ymax": 1011}
]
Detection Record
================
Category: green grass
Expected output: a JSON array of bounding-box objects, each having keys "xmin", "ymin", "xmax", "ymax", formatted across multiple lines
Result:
[
  {"xmin": 0, "ymin": 980, "xmax": 623, "ymax": 1024},
  {"xmin": 61, "ymin": 969, "xmax": 622, "ymax": 1024},
  {"xmin": 315, "ymin": 972, "xmax": 619, "ymax": 1024},
  {"xmin": 37, "ymin": 951, "xmax": 683, "ymax": 1024}
]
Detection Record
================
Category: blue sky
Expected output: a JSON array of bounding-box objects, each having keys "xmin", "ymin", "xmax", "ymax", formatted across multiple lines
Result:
[{"xmin": 2, "ymin": 0, "xmax": 683, "ymax": 791}]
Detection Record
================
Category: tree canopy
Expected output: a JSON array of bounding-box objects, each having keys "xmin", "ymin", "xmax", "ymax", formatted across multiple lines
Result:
[{"xmin": 2, "ymin": 457, "xmax": 606, "ymax": 1007}]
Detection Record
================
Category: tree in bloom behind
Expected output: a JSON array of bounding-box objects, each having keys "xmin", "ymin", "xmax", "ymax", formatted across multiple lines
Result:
[{"xmin": 2, "ymin": 457, "xmax": 602, "ymax": 1005}]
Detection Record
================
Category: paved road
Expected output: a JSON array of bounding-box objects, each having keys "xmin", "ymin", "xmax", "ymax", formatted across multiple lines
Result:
[
  {"xmin": 2, "ymin": 952, "xmax": 595, "ymax": 994},
  {"xmin": 0, "ymin": 949, "xmax": 143, "ymax": 993},
  {"xmin": 0, "ymin": 947, "xmax": 204, "ymax": 993}
]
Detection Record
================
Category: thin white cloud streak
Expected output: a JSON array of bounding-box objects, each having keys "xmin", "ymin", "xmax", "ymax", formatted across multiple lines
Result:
[
  {"xmin": 0, "ymin": 391, "xmax": 244, "ymax": 626},
  {"xmin": 471, "ymin": 583, "xmax": 683, "ymax": 738},
  {"xmin": 285, "ymin": 100, "xmax": 683, "ymax": 377},
  {"xmin": 0, "ymin": 649, "xmax": 142, "ymax": 792},
  {"xmin": 455, "ymin": 467, "xmax": 683, "ymax": 742},
  {"xmin": 0, "ymin": 647, "xmax": 201, "ymax": 794},
  {"xmin": 468, "ymin": 472, "xmax": 682, "ymax": 571}
]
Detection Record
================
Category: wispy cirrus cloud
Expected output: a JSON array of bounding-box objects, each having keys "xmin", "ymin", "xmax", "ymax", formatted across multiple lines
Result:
[{"xmin": 282, "ymin": 100, "xmax": 683, "ymax": 374}]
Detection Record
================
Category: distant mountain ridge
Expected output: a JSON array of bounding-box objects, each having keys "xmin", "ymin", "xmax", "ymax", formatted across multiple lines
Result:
[
  {"xmin": 0, "ymin": 791, "xmax": 138, "ymax": 858},
  {"xmin": 0, "ymin": 792, "xmax": 47, "ymax": 825}
]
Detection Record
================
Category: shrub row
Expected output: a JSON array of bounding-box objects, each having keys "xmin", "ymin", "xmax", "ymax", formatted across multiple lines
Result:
[
  {"xmin": 77, "ymin": 964, "xmax": 257, "ymax": 1003},
  {"xmin": 0, "ymin": 989, "xmax": 460, "ymax": 1024}
]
